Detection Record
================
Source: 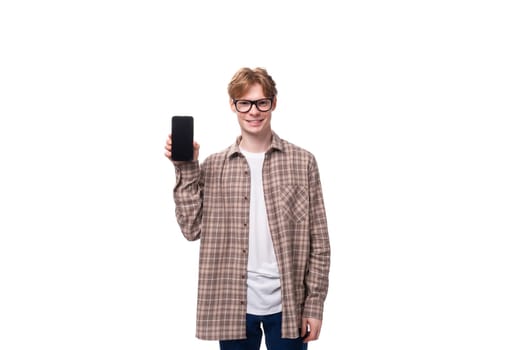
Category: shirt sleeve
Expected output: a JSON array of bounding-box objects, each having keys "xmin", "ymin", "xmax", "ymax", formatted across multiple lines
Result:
[
  {"xmin": 173, "ymin": 161, "xmax": 204, "ymax": 241},
  {"xmin": 303, "ymin": 156, "xmax": 331, "ymax": 320}
]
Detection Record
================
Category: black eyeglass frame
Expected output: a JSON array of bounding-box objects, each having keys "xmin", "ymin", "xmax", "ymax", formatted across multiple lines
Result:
[{"xmin": 232, "ymin": 97, "xmax": 275, "ymax": 113}]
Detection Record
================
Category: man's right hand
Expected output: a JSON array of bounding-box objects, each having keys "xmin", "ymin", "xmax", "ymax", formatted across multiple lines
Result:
[{"xmin": 164, "ymin": 134, "xmax": 200, "ymax": 164}]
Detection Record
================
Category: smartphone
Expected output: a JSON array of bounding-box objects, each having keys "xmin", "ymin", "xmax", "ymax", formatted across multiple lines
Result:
[{"xmin": 171, "ymin": 116, "xmax": 194, "ymax": 161}]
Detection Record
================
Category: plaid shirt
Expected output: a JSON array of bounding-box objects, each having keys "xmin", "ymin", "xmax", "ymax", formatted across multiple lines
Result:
[{"xmin": 173, "ymin": 132, "xmax": 330, "ymax": 340}]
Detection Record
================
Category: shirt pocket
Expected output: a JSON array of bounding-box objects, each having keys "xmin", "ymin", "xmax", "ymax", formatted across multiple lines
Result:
[{"xmin": 280, "ymin": 185, "xmax": 308, "ymax": 222}]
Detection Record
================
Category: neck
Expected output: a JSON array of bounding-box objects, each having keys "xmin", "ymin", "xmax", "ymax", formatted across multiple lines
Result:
[{"xmin": 240, "ymin": 130, "xmax": 272, "ymax": 153}]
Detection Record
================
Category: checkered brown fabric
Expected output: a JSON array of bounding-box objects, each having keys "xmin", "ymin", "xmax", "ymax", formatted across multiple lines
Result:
[{"xmin": 173, "ymin": 132, "xmax": 330, "ymax": 340}]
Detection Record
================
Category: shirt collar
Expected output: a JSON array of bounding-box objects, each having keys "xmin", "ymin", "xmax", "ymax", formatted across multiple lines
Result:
[{"xmin": 226, "ymin": 131, "xmax": 284, "ymax": 158}]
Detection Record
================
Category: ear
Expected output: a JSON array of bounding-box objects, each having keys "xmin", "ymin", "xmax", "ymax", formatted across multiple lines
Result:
[
  {"xmin": 271, "ymin": 96, "xmax": 277, "ymax": 111},
  {"xmin": 230, "ymin": 99, "xmax": 237, "ymax": 112}
]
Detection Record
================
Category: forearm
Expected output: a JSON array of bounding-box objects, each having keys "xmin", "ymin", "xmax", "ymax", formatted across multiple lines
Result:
[
  {"xmin": 303, "ymin": 222, "xmax": 330, "ymax": 319},
  {"xmin": 174, "ymin": 161, "xmax": 203, "ymax": 241}
]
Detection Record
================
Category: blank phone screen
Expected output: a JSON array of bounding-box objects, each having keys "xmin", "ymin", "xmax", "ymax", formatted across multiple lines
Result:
[{"xmin": 171, "ymin": 116, "xmax": 194, "ymax": 161}]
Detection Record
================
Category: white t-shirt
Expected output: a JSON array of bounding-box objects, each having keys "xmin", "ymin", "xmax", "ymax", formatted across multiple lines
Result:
[{"xmin": 241, "ymin": 148, "xmax": 282, "ymax": 315}]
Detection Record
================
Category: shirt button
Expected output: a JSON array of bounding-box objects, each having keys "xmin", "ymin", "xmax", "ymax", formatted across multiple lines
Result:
[
  {"xmin": 244, "ymin": 196, "xmax": 248, "ymax": 201},
  {"xmin": 240, "ymin": 301, "xmax": 244, "ymax": 305},
  {"xmin": 241, "ymin": 274, "xmax": 245, "ymax": 279},
  {"xmin": 242, "ymin": 249, "xmax": 246, "ymax": 254}
]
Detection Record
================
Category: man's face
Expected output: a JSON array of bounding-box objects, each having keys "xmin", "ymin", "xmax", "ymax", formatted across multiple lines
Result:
[{"xmin": 230, "ymin": 83, "xmax": 276, "ymax": 137}]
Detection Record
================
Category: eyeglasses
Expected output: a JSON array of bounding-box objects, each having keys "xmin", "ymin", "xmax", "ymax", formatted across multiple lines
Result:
[{"xmin": 233, "ymin": 97, "xmax": 274, "ymax": 113}]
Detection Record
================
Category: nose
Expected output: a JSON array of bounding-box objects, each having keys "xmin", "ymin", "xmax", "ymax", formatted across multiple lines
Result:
[{"xmin": 248, "ymin": 102, "xmax": 260, "ymax": 115}]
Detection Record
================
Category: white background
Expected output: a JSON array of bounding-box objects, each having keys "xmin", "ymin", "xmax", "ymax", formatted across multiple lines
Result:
[{"xmin": 1, "ymin": 1, "xmax": 524, "ymax": 349}]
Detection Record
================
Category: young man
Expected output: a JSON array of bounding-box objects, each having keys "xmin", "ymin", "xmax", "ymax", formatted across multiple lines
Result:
[{"xmin": 164, "ymin": 67, "xmax": 330, "ymax": 350}]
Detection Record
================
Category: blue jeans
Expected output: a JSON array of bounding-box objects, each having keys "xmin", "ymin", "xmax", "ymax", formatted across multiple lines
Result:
[{"xmin": 219, "ymin": 312, "xmax": 307, "ymax": 350}]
